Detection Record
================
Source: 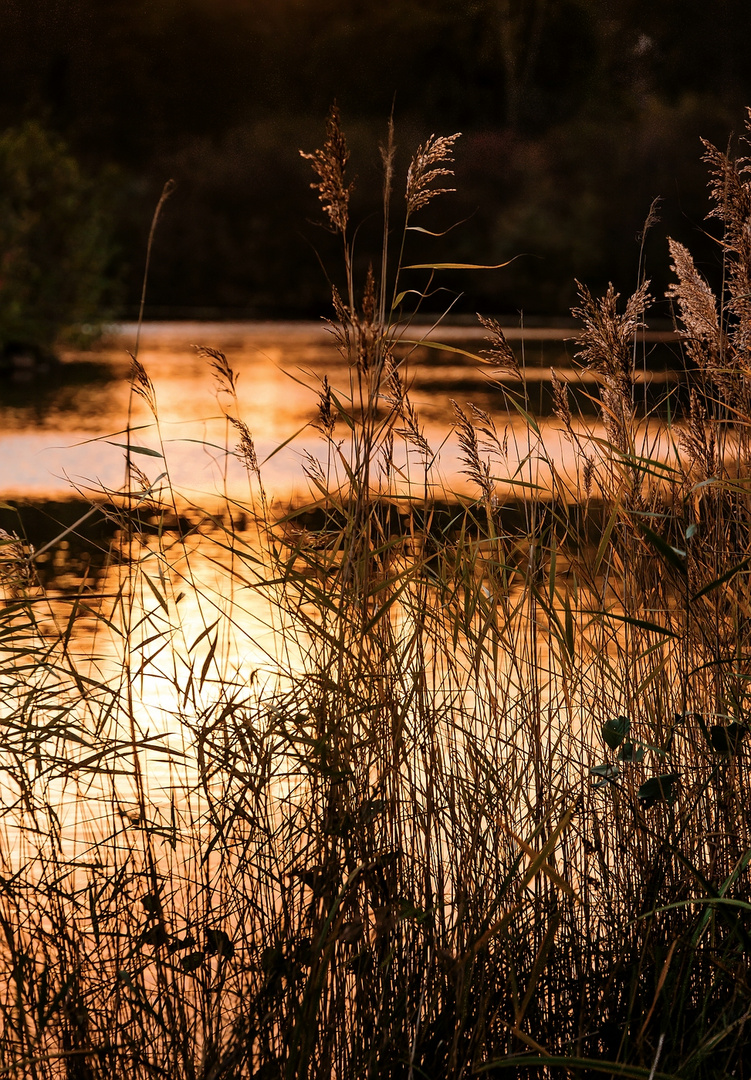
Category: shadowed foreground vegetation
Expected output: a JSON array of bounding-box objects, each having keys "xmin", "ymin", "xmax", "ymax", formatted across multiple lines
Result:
[{"xmin": 2, "ymin": 110, "xmax": 751, "ymax": 1078}]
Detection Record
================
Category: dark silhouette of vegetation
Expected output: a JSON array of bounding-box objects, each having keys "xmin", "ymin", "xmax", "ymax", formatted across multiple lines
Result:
[
  {"xmin": 1, "ymin": 0, "xmax": 751, "ymax": 317},
  {"xmin": 0, "ymin": 122, "xmax": 120, "ymax": 362},
  {"xmin": 2, "ymin": 107, "xmax": 751, "ymax": 1077}
]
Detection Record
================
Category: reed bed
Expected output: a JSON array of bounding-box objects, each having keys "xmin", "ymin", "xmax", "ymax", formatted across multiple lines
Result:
[{"xmin": 1, "ymin": 107, "xmax": 751, "ymax": 1079}]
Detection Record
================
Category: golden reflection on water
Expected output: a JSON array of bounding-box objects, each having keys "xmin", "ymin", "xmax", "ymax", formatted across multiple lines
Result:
[
  {"xmin": 0, "ymin": 322, "xmax": 678, "ymax": 862},
  {"xmin": 0, "ymin": 320, "xmax": 674, "ymax": 504}
]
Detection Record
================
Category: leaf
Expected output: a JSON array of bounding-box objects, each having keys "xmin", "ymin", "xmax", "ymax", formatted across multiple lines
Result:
[
  {"xmin": 589, "ymin": 763, "xmax": 620, "ymax": 779},
  {"xmin": 618, "ymin": 742, "xmax": 645, "ymax": 763},
  {"xmin": 141, "ymin": 924, "xmax": 170, "ymax": 947},
  {"xmin": 261, "ymin": 945, "xmax": 284, "ymax": 975},
  {"xmin": 403, "ymin": 258, "xmax": 520, "ymax": 270},
  {"xmin": 509, "ymin": 804, "xmax": 578, "ymax": 897},
  {"xmin": 205, "ymin": 927, "xmax": 234, "ymax": 959},
  {"xmin": 708, "ymin": 723, "xmax": 747, "ymax": 755},
  {"xmin": 141, "ymin": 893, "xmax": 160, "ymax": 916},
  {"xmin": 593, "ymin": 498, "xmax": 621, "ymax": 576},
  {"xmin": 142, "ymin": 571, "xmax": 170, "ymax": 615},
  {"xmin": 672, "ymin": 710, "xmax": 696, "ymax": 725},
  {"xmin": 602, "ymin": 715, "xmax": 630, "ymax": 750},
  {"xmin": 598, "ymin": 611, "xmax": 679, "ymax": 639},
  {"xmin": 106, "ymin": 441, "xmax": 164, "ymax": 458},
  {"xmin": 405, "ymin": 218, "xmax": 470, "ymax": 236},
  {"xmin": 180, "ymin": 951, "xmax": 205, "ymax": 973},
  {"xmin": 338, "ymin": 921, "xmax": 363, "ymax": 945},
  {"xmin": 400, "ymin": 338, "xmax": 483, "ymax": 363},
  {"xmin": 399, "ymin": 899, "xmax": 429, "ymax": 923},
  {"xmin": 477, "ymin": 1052, "xmax": 679, "ymax": 1078},
  {"xmin": 167, "ymin": 934, "xmax": 196, "ymax": 955},
  {"xmin": 639, "ymin": 524, "xmax": 687, "ymax": 575},
  {"xmin": 689, "ymin": 476, "xmax": 719, "ymax": 492},
  {"xmin": 187, "ymin": 618, "xmax": 221, "ymax": 654},
  {"xmin": 199, "ymin": 631, "xmax": 218, "ymax": 690},
  {"xmin": 358, "ymin": 797, "xmax": 387, "ymax": 823},
  {"xmin": 691, "ymin": 556, "xmax": 751, "ymax": 602},
  {"xmin": 392, "ymin": 288, "xmax": 428, "ymax": 308},
  {"xmin": 638, "ymin": 774, "xmax": 680, "ymax": 808},
  {"xmin": 675, "ymin": 709, "xmax": 711, "ymax": 746}
]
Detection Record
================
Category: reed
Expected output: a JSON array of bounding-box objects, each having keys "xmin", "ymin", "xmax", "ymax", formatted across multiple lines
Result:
[{"xmin": 1, "ymin": 107, "xmax": 751, "ymax": 1079}]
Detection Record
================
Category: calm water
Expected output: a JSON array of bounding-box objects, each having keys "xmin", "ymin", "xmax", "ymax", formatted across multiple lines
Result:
[
  {"xmin": 0, "ymin": 320, "xmax": 678, "ymax": 505},
  {"xmin": 0, "ymin": 321, "xmax": 679, "ymax": 844}
]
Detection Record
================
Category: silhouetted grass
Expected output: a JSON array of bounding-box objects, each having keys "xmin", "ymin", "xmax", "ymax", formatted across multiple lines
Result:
[{"xmin": 1, "ymin": 107, "xmax": 751, "ymax": 1079}]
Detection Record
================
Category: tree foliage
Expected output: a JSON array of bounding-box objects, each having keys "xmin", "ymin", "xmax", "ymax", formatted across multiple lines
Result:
[
  {"xmin": 0, "ymin": 122, "xmax": 120, "ymax": 356},
  {"xmin": 1, "ymin": 0, "xmax": 751, "ymax": 316}
]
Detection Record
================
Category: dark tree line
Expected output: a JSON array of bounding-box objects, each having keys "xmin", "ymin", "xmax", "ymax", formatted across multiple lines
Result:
[{"xmin": 2, "ymin": 0, "xmax": 751, "ymax": 319}]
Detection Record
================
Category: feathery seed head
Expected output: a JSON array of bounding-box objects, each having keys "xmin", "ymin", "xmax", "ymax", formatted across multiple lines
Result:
[
  {"xmin": 679, "ymin": 388, "xmax": 717, "ymax": 480},
  {"xmin": 129, "ymin": 354, "xmax": 157, "ymax": 414},
  {"xmin": 666, "ymin": 239, "xmax": 722, "ymax": 367},
  {"xmin": 315, "ymin": 375, "xmax": 337, "ymax": 437},
  {"xmin": 469, "ymin": 402, "xmax": 507, "ymax": 460},
  {"xmin": 551, "ymin": 370, "xmax": 573, "ymax": 432},
  {"xmin": 573, "ymin": 279, "xmax": 651, "ymax": 400},
  {"xmin": 380, "ymin": 115, "xmax": 396, "ymax": 199},
  {"xmin": 452, "ymin": 399, "xmax": 493, "ymax": 500},
  {"xmin": 477, "ymin": 314, "xmax": 520, "ymax": 376},
  {"xmin": 196, "ymin": 345, "xmax": 238, "ymax": 397},
  {"xmin": 300, "ymin": 104, "xmax": 353, "ymax": 234},
  {"xmin": 229, "ymin": 416, "xmax": 259, "ymax": 475},
  {"xmin": 406, "ymin": 132, "xmax": 461, "ymax": 216},
  {"xmin": 362, "ymin": 264, "xmax": 376, "ymax": 326},
  {"xmin": 395, "ymin": 395, "xmax": 431, "ymax": 460},
  {"xmin": 700, "ymin": 127, "xmax": 751, "ymax": 337},
  {"xmin": 582, "ymin": 455, "xmax": 595, "ymax": 499}
]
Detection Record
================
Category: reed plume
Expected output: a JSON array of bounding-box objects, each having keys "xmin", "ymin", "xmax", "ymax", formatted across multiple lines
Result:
[
  {"xmin": 314, "ymin": 374, "xmax": 337, "ymax": 437},
  {"xmin": 300, "ymin": 103, "xmax": 353, "ymax": 235},
  {"xmin": 5, "ymin": 107, "xmax": 751, "ymax": 1080},
  {"xmin": 196, "ymin": 344, "xmax": 239, "ymax": 397},
  {"xmin": 668, "ymin": 111, "xmax": 751, "ymax": 408},
  {"xmin": 129, "ymin": 353, "xmax": 157, "ymax": 415},
  {"xmin": 476, "ymin": 313, "xmax": 521, "ymax": 377},
  {"xmin": 573, "ymin": 278, "xmax": 651, "ymax": 399},
  {"xmin": 405, "ymin": 132, "xmax": 461, "ymax": 216},
  {"xmin": 452, "ymin": 399, "xmax": 493, "ymax": 501}
]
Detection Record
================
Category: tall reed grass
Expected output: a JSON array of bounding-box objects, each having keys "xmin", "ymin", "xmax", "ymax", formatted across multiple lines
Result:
[{"xmin": 2, "ymin": 106, "xmax": 751, "ymax": 1079}]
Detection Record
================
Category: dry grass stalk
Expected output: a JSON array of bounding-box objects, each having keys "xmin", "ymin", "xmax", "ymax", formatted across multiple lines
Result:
[
  {"xmin": 405, "ymin": 132, "xmax": 461, "ymax": 216},
  {"xmin": 196, "ymin": 344, "xmax": 239, "ymax": 397},
  {"xmin": 573, "ymin": 278, "xmax": 651, "ymax": 399},
  {"xmin": 300, "ymin": 103, "xmax": 353, "ymax": 235},
  {"xmin": 452, "ymin": 399, "xmax": 493, "ymax": 501},
  {"xmin": 4, "ymin": 107, "xmax": 751, "ymax": 1080},
  {"xmin": 314, "ymin": 375, "xmax": 337, "ymax": 437},
  {"xmin": 476, "ymin": 313, "xmax": 521, "ymax": 377}
]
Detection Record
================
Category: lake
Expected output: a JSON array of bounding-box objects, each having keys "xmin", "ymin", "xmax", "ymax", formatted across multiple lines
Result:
[
  {"xmin": 0, "ymin": 319, "xmax": 679, "ymax": 505},
  {"xmin": 0, "ymin": 320, "xmax": 680, "ymax": 834},
  {"xmin": 2, "ymin": 320, "xmax": 732, "ymax": 1079}
]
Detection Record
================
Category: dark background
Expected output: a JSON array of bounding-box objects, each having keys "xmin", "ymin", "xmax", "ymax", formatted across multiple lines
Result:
[{"xmin": 3, "ymin": 0, "xmax": 751, "ymax": 320}]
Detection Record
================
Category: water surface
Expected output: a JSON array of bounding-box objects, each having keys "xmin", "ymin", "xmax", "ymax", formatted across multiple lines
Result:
[
  {"xmin": 0, "ymin": 321, "xmax": 680, "ymax": 844},
  {"xmin": 0, "ymin": 320, "xmax": 679, "ymax": 506}
]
